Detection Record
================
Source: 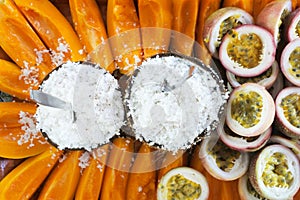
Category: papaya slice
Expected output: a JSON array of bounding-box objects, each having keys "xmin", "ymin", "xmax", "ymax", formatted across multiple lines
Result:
[
  {"xmin": 0, "ymin": 46, "xmax": 11, "ymax": 61},
  {"xmin": 107, "ymin": 0, "xmax": 143, "ymax": 75},
  {"xmin": 0, "ymin": 158, "xmax": 23, "ymax": 181},
  {"xmin": 138, "ymin": 0, "xmax": 173, "ymax": 58},
  {"xmin": 38, "ymin": 150, "xmax": 82, "ymax": 200},
  {"xmin": 0, "ymin": 102, "xmax": 36, "ymax": 128},
  {"xmin": 14, "ymin": 0, "xmax": 86, "ymax": 64},
  {"xmin": 75, "ymin": 145, "xmax": 109, "ymax": 200},
  {"xmin": 126, "ymin": 143, "xmax": 157, "ymax": 200},
  {"xmin": 195, "ymin": 0, "xmax": 221, "ymax": 65},
  {"xmin": 100, "ymin": 137, "xmax": 134, "ymax": 200},
  {"xmin": 0, "ymin": 146, "xmax": 61, "ymax": 200},
  {"xmin": 0, "ymin": 59, "xmax": 34, "ymax": 100},
  {"xmin": 171, "ymin": 0, "xmax": 200, "ymax": 56},
  {"xmin": 0, "ymin": 0, "xmax": 54, "ymax": 80},
  {"xmin": 253, "ymin": 0, "xmax": 274, "ymax": 19},
  {"xmin": 222, "ymin": 0, "xmax": 254, "ymax": 16},
  {"xmin": 69, "ymin": 0, "xmax": 115, "ymax": 73},
  {"xmin": 157, "ymin": 149, "xmax": 188, "ymax": 182},
  {"xmin": 0, "ymin": 127, "xmax": 49, "ymax": 159}
]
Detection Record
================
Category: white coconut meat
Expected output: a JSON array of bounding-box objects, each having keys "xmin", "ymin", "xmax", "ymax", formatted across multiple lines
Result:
[
  {"xmin": 35, "ymin": 62, "xmax": 124, "ymax": 151},
  {"xmin": 157, "ymin": 167, "xmax": 209, "ymax": 200},
  {"xmin": 126, "ymin": 55, "xmax": 227, "ymax": 152}
]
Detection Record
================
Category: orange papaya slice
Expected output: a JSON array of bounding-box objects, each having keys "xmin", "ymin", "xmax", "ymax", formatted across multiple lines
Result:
[
  {"xmin": 0, "ymin": 127, "xmax": 49, "ymax": 159},
  {"xmin": 107, "ymin": 0, "xmax": 143, "ymax": 75},
  {"xmin": 69, "ymin": 0, "xmax": 115, "ymax": 73},
  {"xmin": 126, "ymin": 143, "xmax": 157, "ymax": 200},
  {"xmin": 138, "ymin": 0, "xmax": 173, "ymax": 58},
  {"xmin": 253, "ymin": 0, "xmax": 274, "ymax": 19},
  {"xmin": 0, "ymin": 146, "xmax": 61, "ymax": 199},
  {"xmin": 75, "ymin": 145, "xmax": 109, "ymax": 200},
  {"xmin": 14, "ymin": 0, "xmax": 86, "ymax": 64},
  {"xmin": 38, "ymin": 150, "xmax": 82, "ymax": 200},
  {"xmin": 100, "ymin": 137, "xmax": 134, "ymax": 200},
  {"xmin": 171, "ymin": 0, "xmax": 200, "ymax": 56},
  {"xmin": 0, "ymin": 102, "xmax": 36, "ymax": 128},
  {"xmin": 222, "ymin": 0, "xmax": 254, "ymax": 16},
  {"xmin": 0, "ymin": 0, "xmax": 54, "ymax": 80},
  {"xmin": 0, "ymin": 59, "xmax": 34, "ymax": 100}
]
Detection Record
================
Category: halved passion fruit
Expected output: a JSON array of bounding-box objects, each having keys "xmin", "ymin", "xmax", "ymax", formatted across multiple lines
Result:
[
  {"xmin": 275, "ymin": 86, "xmax": 300, "ymax": 138},
  {"xmin": 219, "ymin": 118, "xmax": 271, "ymax": 152},
  {"xmin": 157, "ymin": 167, "xmax": 209, "ymax": 200},
  {"xmin": 268, "ymin": 71, "xmax": 284, "ymax": 99},
  {"xmin": 219, "ymin": 25, "xmax": 276, "ymax": 77},
  {"xmin": 226, "ymin": 83, "xmax": 275, "ymax": 137},
  {"xmin": 256, "ymin": 0, "xmax": 292, "ymax": 45},
  {"xmin": 249, "ymin": 144, "xmax": 300, "ymax": 200},
  {"xmin": 203, "ymin": 7, "xmax": 253, "ymax": 58},
  {"xmin": 269, "ymin": 135, "xmax": 300, "ymax": 160},
  {"xmin": 226, "ymin": 61, "xmax": 279, "ymax": 89},
  {"xmin": 285, "ymin": 7, "xmax": 300, "ymax": 42},
  {"xmin": 199, "ymin": 136, "xmax": 249, "ymax": 181},
  {"xmin": 238, "ymin": 173, "xmax": 268, "ymax": 200},
  {"xmin": 280, "ymin": 38, "xmax": 300, "ymax": 86}
]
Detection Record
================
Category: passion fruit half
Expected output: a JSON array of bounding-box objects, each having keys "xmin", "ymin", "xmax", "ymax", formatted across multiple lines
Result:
[
  {"xmin": 256, "ymin": 0, "xmax": 292, "ymax": 45},
  {"xmin": 199, "ymin": 136, "xmax": 249, "ymax": 181},
  {"xmin": 203, "ymin": 7, "xmax": 254, "ymax": 58},
  {"xmin": 249, "ymin": 144, "xmax": 300, "ymax": 200},
  {"xmin": 219, "ymin": 25, "xmax": 276, "ymax": 77},
  {"xmin": 285, "ymin": 7, "xmax": 300, "ymax": 42},
  {"xmin": 269, "ymin": 135, "xmax": 300, "ymax": 160},
  {"xmin": 238, "ymin": 173, "xmax": 268, "ymax": 200},
  {"xmin": 226, "ymin": 83, "xmax": 275, "ymax": 137},
  {"xmin": 157, "ymin": 167, "xmax": 209, "ymax": 200},
  {"xmin": 219, "ymin": 119, "xmax": 271, "ymax": 152},
  {"xmin": 275, "ymin": 86, "xmax": 300, "ymax": 138},
  {"xmin": 226, "ymin": 61, "xmax": 279, "ymax": 89},
  {"xmin": 280, "ymin": 38, "xmax": 300, "ymax": 86}
]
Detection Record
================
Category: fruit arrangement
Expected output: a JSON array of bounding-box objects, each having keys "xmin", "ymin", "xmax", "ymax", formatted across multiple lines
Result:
[{"xmin": 0, "ymin": 0, "xmax": 299, "ymax": 199}]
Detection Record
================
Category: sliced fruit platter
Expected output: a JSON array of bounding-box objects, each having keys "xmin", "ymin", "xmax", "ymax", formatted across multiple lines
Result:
[{"xmin": 0, "ymin": 0, "xmax": 299, "ymax": 199}]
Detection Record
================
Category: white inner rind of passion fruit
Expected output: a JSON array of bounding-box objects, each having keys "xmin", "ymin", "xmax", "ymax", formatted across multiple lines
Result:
[
  {"xmin": 280, "ymin": 38, "xmax": 300, "ymax": 86},
  {"xmin": 203, "ymin": 7, "xmax": 253, "ymax": 58},
  {"xmin": 275, "ymin": 87, "xmax": 300, "ymax": 136},
  {"xmin": 199, "ymin": 136, "xmax": 249, "ymax": 181},
  {"xmin": 219, "ymin": 25, "xmax": 276, "ymax": 77},
  {"xmin": 157, "ymin": 167, "xmax": 209, "ymax": 200},
  {"xmin": 226, "ymin": 83, "xmax": 275, "ymax": 137},
  {"xmin": 254, "ymin": 145, "xmax": 300, "ymax": 200}
]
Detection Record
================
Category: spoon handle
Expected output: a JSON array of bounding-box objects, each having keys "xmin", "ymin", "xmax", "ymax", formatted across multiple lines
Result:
[{"xmin": 30, "ymin": 90, "xmax": 72, "ymax": 110}]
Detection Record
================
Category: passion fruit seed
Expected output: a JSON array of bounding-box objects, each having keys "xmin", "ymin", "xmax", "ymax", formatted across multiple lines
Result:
[
  {"xmin": 288, "ymin": 47, "xmax": 300, "ymax": 78},
  {"xmin": 210, "ymin": 140, "xmax": 241, "ymax": 172},
  {"xmin": 262, "ymin": 152, "xmax": 294, "ymax": 188},
  {"xmin": 227, "ymin": 31, "xmax": 263, "ymax": 69},
  {"xmin": 218, "ymin": 16, "xmax": 242, "ymax": 43},
  {"xmin": 278, "ymin": 9, "xmax": 290, "ymax": 42},
  {"xmin": 235, "ymin": 67, "xmax": 272, "ymax": 85},
  {"xmin": 296, "ymin": 20, "xmax": 300, "ymax": 37},
  {"xmin": 231, "ymin": 91, "xmax": 263, "ymax": 128},
  {"xmin": 165, "ymin": 174, "xmax": 201, "ymax": 200},
  {"xmin": 246, "ymin": 179, "xmax": 268, "ymax": 200},
  {"xmin": 280, "ymin": 93, "xmax": 300, "ymax": 128}
]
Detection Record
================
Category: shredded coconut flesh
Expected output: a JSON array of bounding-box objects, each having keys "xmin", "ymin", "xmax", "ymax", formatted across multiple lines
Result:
[
  {"xmin": 36, "ymin": 62, "xmax": 124, "ymax": 151},
  {"xmin": 126, "ymin": 56, "xmax": 226, "ymax": 152}
]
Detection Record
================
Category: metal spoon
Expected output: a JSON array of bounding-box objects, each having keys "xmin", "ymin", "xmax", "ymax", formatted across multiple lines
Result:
[
  {"xmin": 30, "ymin": 90, "xmax": 76, "ymax": 122},
  {"xmin": 162, "ymin": 65, "xmax": 195, "ymax": 92}
]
